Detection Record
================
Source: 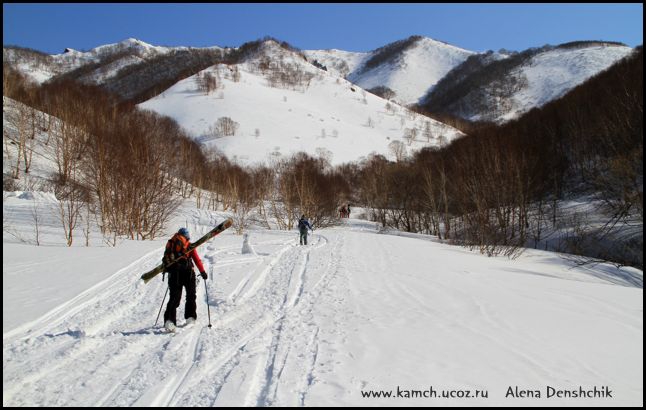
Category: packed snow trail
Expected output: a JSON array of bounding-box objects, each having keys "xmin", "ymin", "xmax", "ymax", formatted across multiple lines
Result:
[
  {"xmin": 2, "ymin": 228, "xmax": 335, "ymax": 407},
  {"xmin": 3, "ymin": 220, "xmax": 642, "ymax": 406}
]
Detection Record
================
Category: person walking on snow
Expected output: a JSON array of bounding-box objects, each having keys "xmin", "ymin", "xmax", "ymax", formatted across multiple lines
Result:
[
  {"xmin": 162, "ymin": 227, "xmax": 208, "ymax": 332},
  {"xmin": 298, "ymin": 215, "xmax": 313, "ymax": 245}
]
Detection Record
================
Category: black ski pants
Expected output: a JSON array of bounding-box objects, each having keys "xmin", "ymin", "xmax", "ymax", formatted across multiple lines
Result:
[
  {"xmin": 163, "ymin": 268, "xmax": 197, "ymax": 325},
  {"xmin": 300, "ymin": 229, "xmax": 308, "ymax": 245}
]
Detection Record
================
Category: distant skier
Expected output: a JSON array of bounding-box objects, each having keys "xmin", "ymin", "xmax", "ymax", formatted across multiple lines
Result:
[
  {"xmin": 297, "ymin": 215, "xmax": 313, "ymax": 245},
  {"xmin": 346, "ymin": 204, "xmax": 351, "ymax": 218},
  {"xmin": 162, "ymin": 227, "xmax": 208, "ymax": 332}
]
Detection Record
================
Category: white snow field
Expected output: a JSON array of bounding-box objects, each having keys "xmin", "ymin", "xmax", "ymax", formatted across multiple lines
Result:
[
  {"xmin": 497, "ymin": 44, "xmax": 635, "ymax": 122},
  {"xmin": 138, "ymin": 41, "xmax": 463, "ymax": 167},
  {"xmin": 3, "ymin": 206, "xmax": 642, "ymax": 406},
  {"xmin": 346, "ymin": 36, "xmax": 474, "ymax": 106},
  {"xmin": 306, "ymin": 37, "xmax": 474, "ymax": 106}
]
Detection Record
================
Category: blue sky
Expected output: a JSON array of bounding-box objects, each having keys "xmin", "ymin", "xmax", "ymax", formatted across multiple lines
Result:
[{"xmin": 3, "ymin": 3, "xmax": 643, "ymax": 54}]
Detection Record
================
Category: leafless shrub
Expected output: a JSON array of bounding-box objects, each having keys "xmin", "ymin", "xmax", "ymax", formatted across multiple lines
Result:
[{"xmin": 211, "ymin": 117, "xmax": 239, "ymax": 137}]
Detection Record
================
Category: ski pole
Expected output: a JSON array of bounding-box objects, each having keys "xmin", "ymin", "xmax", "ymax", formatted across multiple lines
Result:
[
  {"xmin": 154, "ymin": 286, "xmax": 169, "ymax": 327},
  {"xmin": 203, "ymin": 277, "xmax": 212, "ymax": 328}
]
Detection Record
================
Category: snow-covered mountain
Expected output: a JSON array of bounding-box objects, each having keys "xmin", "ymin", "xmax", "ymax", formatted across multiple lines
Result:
[
  {"xmin": 305, "ymin": 35, "xmax": 475, "ymax": 106},
  {"xmin": 305, "ymin": 39, "xmax": 636, "ymax": 123},
  {"xmin": 139, "ymin": 39, "xmax": 463, "ymax": 166},
  {"xmin": 6, "ymin": 36, "xmax": 636, "ymax": 124},
  {"xmin": 420, "ymin": 41, "xmax": 635, "ymax": 123},
  {"xmin": 502, "ymin": 43, "xmax": 634, "ymax": 121},
  {"xmin": 3, "ymin": 38, "xmax": 184, "ymax": 85}
]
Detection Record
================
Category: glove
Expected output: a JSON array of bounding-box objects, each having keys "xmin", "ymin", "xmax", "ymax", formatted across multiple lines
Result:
[{"xmin": 200, "ymin": 271, "xmax": 208, "ymax": 280}]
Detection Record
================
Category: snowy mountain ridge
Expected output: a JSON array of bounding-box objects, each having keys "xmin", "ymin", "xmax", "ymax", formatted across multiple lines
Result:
[
  {"xmin": 5, "ymin": 36, "xmax": 635, "ymax": 125},
  {"xmin": 3, "ymin": 38, "xmax": 184, "ymax": 84},
  {"xmin": 304, "ymin": 35, "xmax": 475, "ymax": 106},
  {"xmin": 305, "ymin": 38, "xmax": 634, "ymax": 122},
  {"xmin": 5, "ymin": 36, "xmax": 636, "ymax": 166},
  {"xmin": 419, "ymin": 41, "xmax": 634, "ymax": 123},
  {"xmin": 349, "ymin": 36, "xmax": 474, "ymax": 105},
  {"xmin": 138, "ymin": 40, "xmax": 464, "ymax": 166}
]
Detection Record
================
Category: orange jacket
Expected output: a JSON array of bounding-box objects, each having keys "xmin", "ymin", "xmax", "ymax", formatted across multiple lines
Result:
[{"xmin": 163, "ymin": 233, "xmax": 206, "ymax": 273}]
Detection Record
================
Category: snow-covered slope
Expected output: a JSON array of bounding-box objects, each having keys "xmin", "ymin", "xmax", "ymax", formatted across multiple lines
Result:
[
  {"xmin": 2, "ymin": 203, "xmax": 642, "ymax": 406},
  {"xmin": 7, "ymin": 37, "xmax": 633, "ymax": 128},
  {"xmin": 303, "ymin": 48, "xmax": 369, "ymax": 78},
  {"xmin": 422, "ymin": 42, "xmax": 635, "ymax": 123},
  {"xmin": 498, "ymin": 44, "xmax": 634, "ymax": 122},
  {"xmin": 3, "ymin": 38, "xmax": 196, "ymax": 85},
  {"xmin": 139, "ymin": 41, "xmax": 463, "ymax": 166},
  {"xmin": 350, "ymin": 37, "xmax": 474, "ymax": 105},
  {"xmin": 2, "ymin": 97, "xmax": 61, "ymax": 189},
  {"xmin": 306, "ymin": 36, "xmax": 474, "ymax": 106}
]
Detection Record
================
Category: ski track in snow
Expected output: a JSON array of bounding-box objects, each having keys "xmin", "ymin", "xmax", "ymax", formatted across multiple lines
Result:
[
  {"xmin": 2, "ymin": 220, "xmax": 339, "ymax": 407},
  {"xmin": 2, "ymin": 218, "xmax": 642, "ymax": 406}
]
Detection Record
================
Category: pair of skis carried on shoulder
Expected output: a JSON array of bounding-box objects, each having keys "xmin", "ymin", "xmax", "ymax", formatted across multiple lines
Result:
[{"xmin": 140, "ymin": 218, "xmax": 233, "ymax": 284}]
